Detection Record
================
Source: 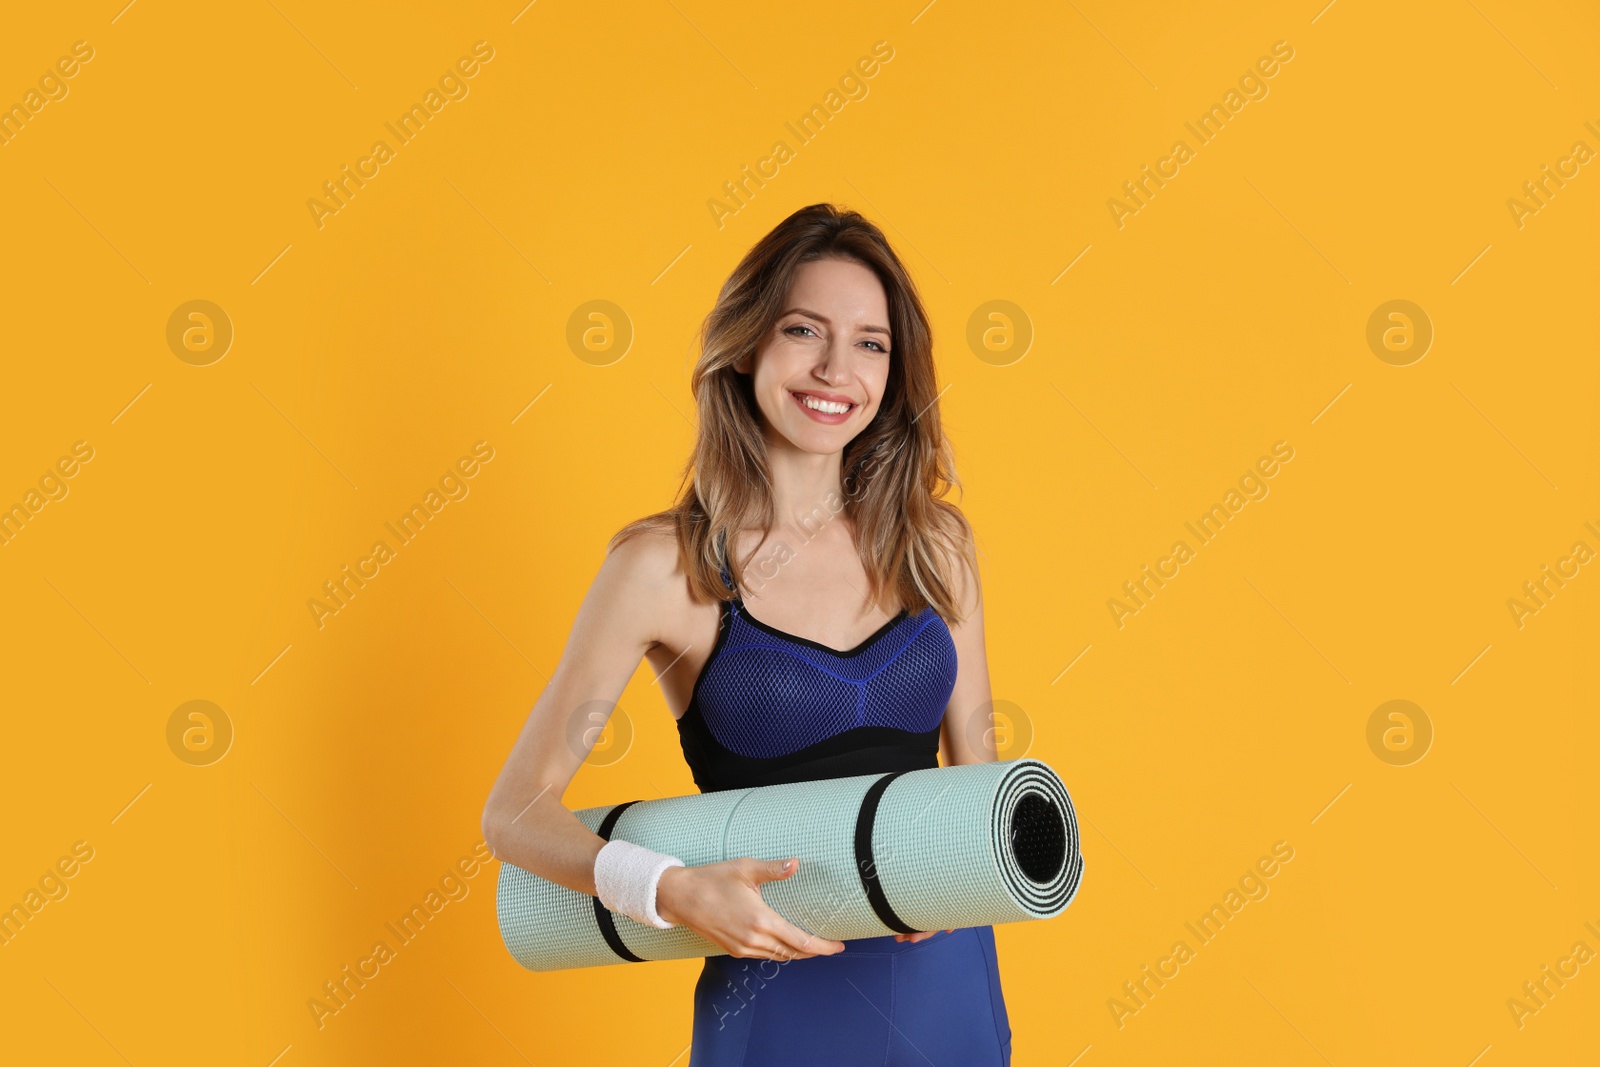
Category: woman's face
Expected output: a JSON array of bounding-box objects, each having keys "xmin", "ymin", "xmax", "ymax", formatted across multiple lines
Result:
[{"xmin": 736, "ymin": 256, "xmax": 893, "ymax": 456}]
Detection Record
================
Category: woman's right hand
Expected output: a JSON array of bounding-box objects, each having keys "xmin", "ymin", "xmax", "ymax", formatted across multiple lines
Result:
[{"xmin": 654, "ymin": 856, "xmax": 846, "ymax": 960}]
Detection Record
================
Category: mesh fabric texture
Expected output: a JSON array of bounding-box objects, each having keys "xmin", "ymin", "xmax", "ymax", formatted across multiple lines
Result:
[{"xmin": 697, "ymin": 603, "xmax": 960, "ymax": 758}]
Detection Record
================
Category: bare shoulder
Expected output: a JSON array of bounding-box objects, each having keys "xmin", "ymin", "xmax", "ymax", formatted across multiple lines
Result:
[
  {"xmin": 939, "ymin": 505, "xmax": 982, "ymax": 621},
  {"xmin": 603, "ymin": 522, "xmax": 680, "ymax": 584},
  {"xmin": 598, "ymin": 522, "xmax": 694, "ymax": 646}
]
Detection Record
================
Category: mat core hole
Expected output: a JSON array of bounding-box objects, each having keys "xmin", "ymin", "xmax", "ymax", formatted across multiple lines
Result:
[{"xmin": 1010, "ymin": 792, "xmax": 1067, "ymax": 883}]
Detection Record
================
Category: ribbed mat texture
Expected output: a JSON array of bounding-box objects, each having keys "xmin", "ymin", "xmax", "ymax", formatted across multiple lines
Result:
[{"xmin": 497, "ymin": 757, "xmax": 1083, "ymax": 971}]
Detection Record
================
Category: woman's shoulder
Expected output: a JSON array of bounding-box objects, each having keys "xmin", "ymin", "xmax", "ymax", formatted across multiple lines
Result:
[
  {"xmin": 601, "ymin": 517, "xmax": 706, "ymax": 622},
  {"xmin": 603, "ymin": 518, "xmax": 682, "ymax": 589},
  {"xmin": 928, "ymin": 501, "xmax": 982, "ymax": 619}
]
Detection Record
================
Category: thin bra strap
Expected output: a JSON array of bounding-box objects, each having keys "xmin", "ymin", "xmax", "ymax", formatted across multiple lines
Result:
[
  {"xmin": 717, "ymin": 562, "xmax": 743, "ymax": 604},
  {"xmin": 715, "ymin": 528, "xmax": 744, "ymax": 605}
]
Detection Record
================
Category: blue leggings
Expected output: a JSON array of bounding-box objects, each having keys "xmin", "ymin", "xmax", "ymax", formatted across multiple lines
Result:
[{"xmin": 689, "ymin": 925, "xmax": 1012, "ymax": 1066}]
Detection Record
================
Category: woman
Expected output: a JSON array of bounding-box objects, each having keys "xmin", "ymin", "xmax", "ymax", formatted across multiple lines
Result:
[{"xmin": 482, "ymin": 203, "xmax": 1012, "ymax": 1065}]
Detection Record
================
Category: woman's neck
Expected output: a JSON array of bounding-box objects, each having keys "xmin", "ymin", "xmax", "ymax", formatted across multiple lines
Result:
[{"xmin": 763, "ymin": 436, "xmax": 847, "ymax": 533}]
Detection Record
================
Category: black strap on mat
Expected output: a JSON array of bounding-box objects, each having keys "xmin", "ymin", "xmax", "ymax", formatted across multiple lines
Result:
[
  {"xmin": 597, "ymin": 773, "xmax": 920, "ymax": 959},
  {"xmin": 593, "ymin": 800, "xmax": 647, "ymax": 963},
  {"xmin": 854, "ymin": 771, "xmax": 920, "ymax": 934}
]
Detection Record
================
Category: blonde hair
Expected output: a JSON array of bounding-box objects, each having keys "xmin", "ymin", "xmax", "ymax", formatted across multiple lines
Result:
[{"xmin": 611, "ymin": 203, "xmax": 978, "ymax": 621}]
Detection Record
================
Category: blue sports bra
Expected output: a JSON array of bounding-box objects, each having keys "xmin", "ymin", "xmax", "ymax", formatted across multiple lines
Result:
[{"xmin": 675, "ymin": 563, "xmax": 960, "ymax": 793}]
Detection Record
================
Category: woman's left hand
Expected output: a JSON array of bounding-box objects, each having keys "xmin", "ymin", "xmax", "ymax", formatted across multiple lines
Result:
[{"xmin": 893, "ymin": 928, "xmax": 955, "ymax": 943}]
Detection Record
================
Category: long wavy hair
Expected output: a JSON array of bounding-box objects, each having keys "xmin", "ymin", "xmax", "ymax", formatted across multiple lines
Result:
[{"xmin": 610, "ymin": 202, "xmax": 978, "ymax": 622}]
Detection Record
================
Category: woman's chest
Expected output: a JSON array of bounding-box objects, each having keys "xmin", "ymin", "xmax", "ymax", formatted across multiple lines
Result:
[{"xmin": 694, "ymin": 616, "xmax": 959, "ymax": 759}]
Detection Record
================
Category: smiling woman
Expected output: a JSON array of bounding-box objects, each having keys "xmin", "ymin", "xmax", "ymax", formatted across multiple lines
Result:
[
  {"xmin": 483, "ymin": 203, "xmax": 1014, "ymax": 1065},
  {"xmin": 734, "ymin": 261, "xmax": 895, "ymax": 447}
]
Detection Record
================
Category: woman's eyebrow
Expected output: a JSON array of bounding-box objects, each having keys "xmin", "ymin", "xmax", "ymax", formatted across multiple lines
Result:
[{"xmin": 781, "ymin": 307, "xmax": 892, "ymax": 337}]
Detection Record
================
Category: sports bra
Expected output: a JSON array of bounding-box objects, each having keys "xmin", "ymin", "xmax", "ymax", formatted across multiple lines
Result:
[{"xmin": 674, "ymin": 562, "xmax": 960, "ymax": 793}]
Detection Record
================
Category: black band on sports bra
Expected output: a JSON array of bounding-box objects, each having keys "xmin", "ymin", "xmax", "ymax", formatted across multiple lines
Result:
[
  {"xmin": 592, "ymin": 800, "xmax": 648, "ymax": 963},
  {"xmin": 853, "ymin": 771, "xmax": 921, "ymax": 934}
]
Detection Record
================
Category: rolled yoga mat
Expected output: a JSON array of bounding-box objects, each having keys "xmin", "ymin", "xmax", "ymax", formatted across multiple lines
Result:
[{"xmin": 496, "ymin": 756, "xmax": 1084, "ymax": 972}]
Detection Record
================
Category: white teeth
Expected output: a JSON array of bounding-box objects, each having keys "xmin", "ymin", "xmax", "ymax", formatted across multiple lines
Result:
[{"xmin": 797, "ymin": 393, "xmax": 851, "ymax": 414}]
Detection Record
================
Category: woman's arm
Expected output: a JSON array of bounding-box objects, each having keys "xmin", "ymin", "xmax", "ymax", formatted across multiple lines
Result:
[
  {"xmin": 480, "ymin": 530, "xmax": 844, "ymax": 961},
  {"xmin": 480, "ymin": 530, "xmax": 675, "ymax": 897},
  {"xmin": 939, "ymin": 539, "xmax": 995, "ymax": 768}
]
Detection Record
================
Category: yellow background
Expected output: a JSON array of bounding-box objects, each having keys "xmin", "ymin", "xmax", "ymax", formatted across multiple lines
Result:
[{"xmin": 1, "ymin": 0, "xmax": 1595, "ymax": 1063}]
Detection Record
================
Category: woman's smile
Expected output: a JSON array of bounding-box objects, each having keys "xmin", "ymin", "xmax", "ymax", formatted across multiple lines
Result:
[{"xmin": 789, "ymin": 388, "xmax": 857, "ymax": 424}]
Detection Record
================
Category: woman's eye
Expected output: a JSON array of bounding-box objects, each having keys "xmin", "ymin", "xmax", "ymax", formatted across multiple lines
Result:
[{"xmin": 784, "ymin": 324, "xmax": 887, "ymax": 353}]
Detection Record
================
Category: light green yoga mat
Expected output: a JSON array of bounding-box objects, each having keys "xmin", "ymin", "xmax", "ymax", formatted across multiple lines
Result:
[{"xmin": 496, "ymin": 757, "xmax": 1084, "ymax": 972}]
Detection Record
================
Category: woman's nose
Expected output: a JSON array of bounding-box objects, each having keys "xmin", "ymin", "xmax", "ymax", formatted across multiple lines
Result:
[{"xmin": 816, "ymin": 347, "xmax": 848, "ymax": 384}]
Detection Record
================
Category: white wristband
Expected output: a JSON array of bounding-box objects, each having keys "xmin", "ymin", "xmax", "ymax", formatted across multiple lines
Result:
[{"xmin": 594, "ymin": 839, "xmax": 685, "ymax": 929}]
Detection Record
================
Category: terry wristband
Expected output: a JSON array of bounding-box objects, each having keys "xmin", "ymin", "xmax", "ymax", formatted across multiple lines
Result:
[{"xmin": 594, "ymin": 838, "xmax": 685, "ymax": 929}]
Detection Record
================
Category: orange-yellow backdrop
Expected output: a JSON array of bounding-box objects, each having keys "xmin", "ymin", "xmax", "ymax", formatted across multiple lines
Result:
[{"xmin": 1, "ymin": 1, "xmax": 1596, "ymax": 1064}]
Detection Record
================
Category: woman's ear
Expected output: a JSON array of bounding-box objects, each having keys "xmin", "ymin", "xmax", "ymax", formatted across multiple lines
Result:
[{"xmin": 731, "ymin": 349, "xmax": 754, "ymax": 374}]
